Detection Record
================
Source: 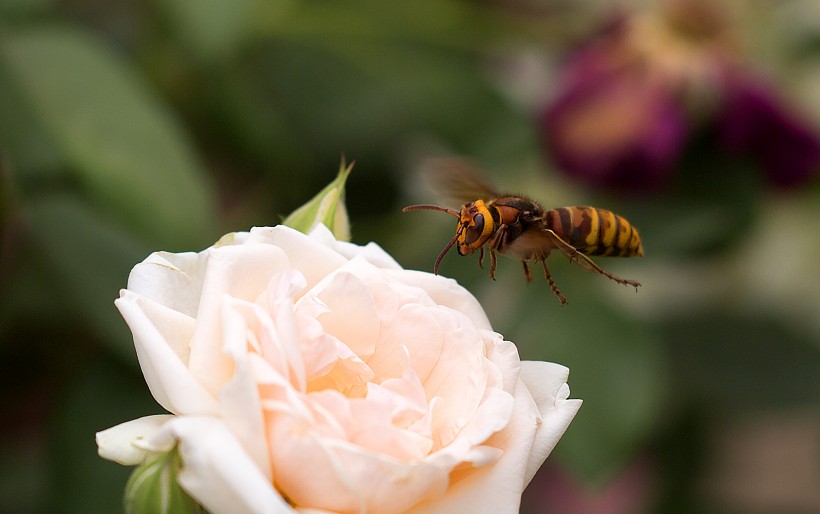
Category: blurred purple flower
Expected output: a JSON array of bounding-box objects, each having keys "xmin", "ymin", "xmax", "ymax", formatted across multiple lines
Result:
[
  {"xmin": 539, "ymin": 1, "xmax": 820, "ymax": 190},
  {"xmin": 542, "ymin": 51, "xmax": 687, "ymax": 189},
  {"xmin": 718, "ymin": 74, "xmax": 820, "ymax": 187}
]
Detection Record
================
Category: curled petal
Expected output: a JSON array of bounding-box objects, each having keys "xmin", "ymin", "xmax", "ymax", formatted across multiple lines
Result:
[
  {"xmin": 519, "ymin": 361, "xmax": 583, "ymax": 483},
  {"xmin": 126, "ymin": 251, "xmax": 208, "ymax": 318},
  {"xmin": 245, "ymin": 226, "xmax": 348, "ymax": 295},
  {"xmin": 187, "ymin": 243, "xmax": 289, "ymax": 395},
  {"xmin": 383, "ymin": 269, "xmax": 492, "ymax": 332},
  {"xmin": 96, "ymin": 415, "xmax": 174, "ymax": 465},
  {"xmin": 407, "ymin": 362, "xmax": 580, "ymax": 514},
  {"xmin": 219, "ymin": 299, "xmax": 275, "ymax": 478},
  {"xmin": 148, "ymin": 417, "xmax": 295, "ymax": 514},
  {"xmin": 116, "ymin": 290, "xmax": 218, "ymax": 415},
  {"xmin": 268, "ymin": 416, "xmax": 449, "ymax": 514}
]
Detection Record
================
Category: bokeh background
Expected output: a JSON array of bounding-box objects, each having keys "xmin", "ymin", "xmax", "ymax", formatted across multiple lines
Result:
[{"xmin": 2, "ymin": 0, "xmax": 819, "ymax": 512}]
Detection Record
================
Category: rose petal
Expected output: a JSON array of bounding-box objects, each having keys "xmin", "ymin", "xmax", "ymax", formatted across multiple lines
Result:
[
  {"xmin": 219, "ymin": 298, "xmax": 274, "ymax": 478},
  {"xmin": 406, "ymin": 362, "xmax": 580, "ymax": 514},
  {"xmin": 127, "ymin": 252, "xmax": 208, "ymax": 318},
  {"xmin": 383, "ymin": 269, "xmax": 492, "ymax": 331},
  {"xmin": 213, "ymin": 230, "xmax": 251, "ymax": 248},
  {"xmin": 269, "ymin": 414, "xmax": 449, "ymax": 514},
  {"xmin": 402, "ymin": 380, "xmax": 536, "ymax": 514},
  {"xmin": 188, "ymin": 243, "xmax": 290, "ymax": 395},
  {"xmin": 519, "ymin": 361, "xmax": 582, "ymax": 483},
  {"xmin": 246, "ymin": 226, "xmax": 348, "ymax": 295},
  {"xmin": 96, "ymin": 415, "xmax": 174, "ymax": 465},
  {"xmin": 418, "ymin": 312, "xmax": 499, "ymax": 447},
  {"xmin": 484, "ymin": 333, "xmax": 521, "ymax": 394},
  {"xmin": 325, "ymin": 228, "xmax": 403, "ymax": 270},
  {"xmin": 118, "ymin": 289, "xmax": 196, "ymax": 363},
  {"xmin": 366, "ymin": 303, "xmax": 444, "ymax": 383},
  {"xmin": 149, "ymin": 417, "xmax": 294, "ymax": 514},
  {"xmin": 311, "ymin": 270, "xmax": 380, "ymax": 357},
  {"xmin": 262, "ymin": 270, "xmax": 311, "ymax": 390},
  {"xmin": 116, "ymin": 290, "xmax": 218, "ymax": 415},
  {"xmin": 426, "ymin": 386, "xmax": 514, "ymax": 465}
]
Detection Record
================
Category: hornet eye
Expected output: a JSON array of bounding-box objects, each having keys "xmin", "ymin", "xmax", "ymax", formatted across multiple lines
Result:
[{"xmin": 464, "ymin": 213, "xmax": 485, "ymax": 245}]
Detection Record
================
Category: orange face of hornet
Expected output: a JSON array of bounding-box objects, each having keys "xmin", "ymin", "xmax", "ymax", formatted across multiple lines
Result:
[{"xmin": 454, "ymin": 200, "xmax": 495, "ymax": 256}]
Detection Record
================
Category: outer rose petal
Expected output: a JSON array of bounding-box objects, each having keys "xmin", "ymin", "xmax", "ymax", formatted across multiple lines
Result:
[
  {"xmin": 405, "ymin": 362, "xmax": 580, "ymax": 514},
  {"xmin": 96, "ymin": 415, "xmax": 174, "ymax": 465},
  {"xmin": 145, "ymin": 417, "xmax": 295, "ymax": 514},
  {"xmin": 383, "ymin": 269, "xmax": 492, "ymax": 332},
  {"xmin": 308, "ymin": 224, "xmax": 403, "ymax": 271},
  {"xmin": 126, "ymin": 251, "xmax": 207, "ymax": 318},
  {"xmin": 116, "ymin": 290, "xmax": 219, "ymax": 415},
  {"xmin": 244, "ymin": 226, "xmax": 348, "ymax": 294},
  {"xmin": 519, "ymin": 361, "xmax": 583, "ymax": 483}
]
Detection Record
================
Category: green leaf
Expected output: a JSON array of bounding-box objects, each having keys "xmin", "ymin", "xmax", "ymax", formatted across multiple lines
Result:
[
  {"xmin": 153, "ymin": 0, "xmax": 252, "ymax": 62},
  {"xmin": 25, "ymin": 193, "xmax": 150, "ymax": 364},
  {"xmin": 0, "ymin": 0, "xmax": 53, "ymax": 18},
  {"xmin": 125, "ymin": 450, "xmax": 202, "ymax": 514},
  {"xmin": 665, "ymin": 313, "xmax": 820, "ymax": 411},
  {"xmin": 0, "ymin": 50, "xmax": 63, "ymax": 177},
  {"xmin": 0, "ymin": 26, "xmax": 216, "ymax": 250},
  {"xmin": 282, "ymin": 159, "xmax": 352, "ymax": 241}
]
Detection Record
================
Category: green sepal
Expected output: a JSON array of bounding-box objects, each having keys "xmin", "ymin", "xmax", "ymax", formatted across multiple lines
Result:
[
  {"xmin": 282, "ymin": 158, "xmax": 353, "ymax": 241},
  {"xmin": 124, "ymin": 449, "xmax": 202, "ymax": 514}
]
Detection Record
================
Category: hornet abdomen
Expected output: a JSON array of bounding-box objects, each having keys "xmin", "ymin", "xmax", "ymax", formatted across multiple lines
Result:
[{"xmin": 544, "ymin": 207, "xmax": 644, "ymax": 257}]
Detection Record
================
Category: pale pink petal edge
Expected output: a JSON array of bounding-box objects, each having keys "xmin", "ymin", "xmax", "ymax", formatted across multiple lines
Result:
[
  {"xmin": 519, "ymin": 360, "xmax": 582, "ymax": 483},
  {"xmin": 153, "ymin": 417, "xmax": 295, "ymax": 514},
  {"xmin": 96, "ymin": 415, "xmax": 175, "ymax": 465},
  {"xmin": 406, "ymin": 361, "xmax": 580, "ymax": 514},
  {"xmin": 116, "ymin": 290, "xmax": 219, "ymax": 415}
]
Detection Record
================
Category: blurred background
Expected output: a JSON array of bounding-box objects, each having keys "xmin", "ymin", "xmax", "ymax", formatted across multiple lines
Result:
[{"xmin": 1, "ymin": 0, "xmax": 819, "ymax": 512}]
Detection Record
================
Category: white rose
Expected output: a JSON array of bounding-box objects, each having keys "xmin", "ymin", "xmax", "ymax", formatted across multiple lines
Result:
[{"xmin": 97, "ymin": 224, "xmax": 581, "ymax": 514}]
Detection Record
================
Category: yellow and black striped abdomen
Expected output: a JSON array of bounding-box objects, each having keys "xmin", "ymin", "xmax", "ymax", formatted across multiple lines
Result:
[{"xmin": 545, "ymin": 207, "xmax": 643, "ymax": 257}]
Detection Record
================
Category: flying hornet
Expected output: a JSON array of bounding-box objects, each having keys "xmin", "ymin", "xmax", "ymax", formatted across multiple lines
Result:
[{"xmin": 403, "ymin": 159, "xmax": 643, "ymax": 305}]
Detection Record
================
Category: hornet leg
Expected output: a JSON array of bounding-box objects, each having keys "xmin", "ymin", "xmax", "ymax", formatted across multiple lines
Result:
[
  {"xmin": 487, "ymin": 225, "xmax": 510, "ymax": 281},
  {"xmin": 540, "ymin": 259, "xmax": 568, "ymax": 305},
  {"xmin": 522, "ymin": 260, "xmax": 532, "ymax": 283},
  {"xmin": 541, "ymin": 229, "xmax": 641, "ymax": 290}
]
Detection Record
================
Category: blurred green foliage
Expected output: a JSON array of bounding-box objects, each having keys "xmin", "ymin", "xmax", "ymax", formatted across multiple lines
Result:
[{"xmin": 1, "ymin": 1, "xmax": 819, "ymax": 513}]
